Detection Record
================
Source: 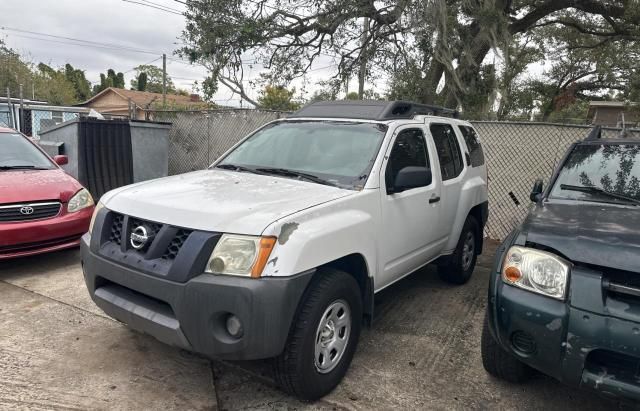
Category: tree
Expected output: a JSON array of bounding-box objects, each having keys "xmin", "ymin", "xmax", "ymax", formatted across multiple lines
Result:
[
  {"xmin": 180, "ymin": 0, "xmax": 639, "ymax": 114},
  {"xmin": 64, "ymin": 64, "xmax": 92, "ymax": 101},
  {"xmin": 257, "ymin": 85, "xmax": 301, "ymax": 111},
  {"xmin": 34, "ymin": 63, "xmax": 77, "ymax": 105},
  {"xmin": 93, "ymin": 68, "xmax": 125, "ymax": 94},
  {"xmin": 136, "ymin": 72, "xmax": 148, "ymax": 91},
  {"xmin": 130, "ymin": 64, "xmax": 175, "ymax": 94},
  {"xmin": 0, "ymin": 41, "xmax": 78, "ymax": 105}
]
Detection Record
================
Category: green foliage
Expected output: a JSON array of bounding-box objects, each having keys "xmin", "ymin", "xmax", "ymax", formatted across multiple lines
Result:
[
  {"xmin": 136, "ymin": 72, "xmax": 148, "ymax": 91},
  {"xmin": 93, "ymin": 68, "xmax": 125, "ymax": 94},
  {"xmin": 64, "ymin": 64, "xmax": 92, "ymax": 101},
  {"xmin": 0, "ymin": 41, "xmax": 78, "ymax": 105},
  {"xmin": 130, "ymin": 64, "xmax": 175, "ymax": 94},
  {"xmin": 345, "ymin": 91, "xmax": 359, "ymax": 100},
  {"xmin": 257, "ymin": 85, "xmax": 301, "ymax": 111}
]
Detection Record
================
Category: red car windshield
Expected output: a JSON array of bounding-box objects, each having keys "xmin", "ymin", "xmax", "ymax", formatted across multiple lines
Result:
[{"xmin": 0, "ymin": 133, "xmax": 55, "ymax": 170}]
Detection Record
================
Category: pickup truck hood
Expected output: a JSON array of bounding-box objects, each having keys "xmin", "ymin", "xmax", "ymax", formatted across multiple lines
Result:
[
  {"xmin": 102, "ymin": 169, "xmax": 354, "ymax": 234},
  {"xmin": 0, "ymin": 169, "xmax": 82, "ymax": 204},
  {"xmin": 523, "ymin": 201, "xmax": 640, "ymax": 273}
]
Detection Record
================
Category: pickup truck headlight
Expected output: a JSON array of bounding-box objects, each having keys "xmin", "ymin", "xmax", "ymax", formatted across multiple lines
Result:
[
  {"xmin": 206, "ymin": 234, "xmax": 277, "ymax": 278},
  {"xmin": 68, "ymin": 188, "xmax": 94, "ymax": 213},
  {"xmin": 502, "ymin": 246, "xmax": 571, "ymax": 300},
  {"xmin": 88, "ymin": 201, "xmax": 105, "ymax": 234}
]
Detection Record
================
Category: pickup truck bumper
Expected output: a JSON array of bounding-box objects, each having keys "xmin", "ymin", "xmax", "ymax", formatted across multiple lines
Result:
[
  {"xmin": 81, "ymin": 234, "xmax": 314, "ymax": 360},
  {"xmin": 487, "ymin": 239, "xmax": 640, "ymax": 402}
]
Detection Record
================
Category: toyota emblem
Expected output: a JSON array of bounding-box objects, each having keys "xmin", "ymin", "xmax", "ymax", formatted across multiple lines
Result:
[
  {"xmin": 130, "ymin": 225, "xmax": 150, "ymax": 250},
  {"xmin": 20, "ymin": 206, "xmax": 34, "ymax": 215}
]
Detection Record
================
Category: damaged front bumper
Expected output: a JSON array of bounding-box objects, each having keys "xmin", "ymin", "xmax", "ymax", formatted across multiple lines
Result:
[{"xmin": 488, "ymin": 241, "xmax": 640, "ymax": 402}]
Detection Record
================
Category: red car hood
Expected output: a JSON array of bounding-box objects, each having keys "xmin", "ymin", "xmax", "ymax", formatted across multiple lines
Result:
[{"xmin": 0, "ymin": 169, "xmax": 82, "ymax": 204}]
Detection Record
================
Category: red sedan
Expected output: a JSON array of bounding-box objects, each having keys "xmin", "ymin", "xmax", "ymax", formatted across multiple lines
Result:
[{"xmin": 0, "ymin": 128, "xmax": 94, "ymax": 259}]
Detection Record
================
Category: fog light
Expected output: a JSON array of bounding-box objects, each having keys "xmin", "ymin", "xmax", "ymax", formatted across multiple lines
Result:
[{"xmin": 226, "ymin": 314, "xmax": 243, "ymax": 338}]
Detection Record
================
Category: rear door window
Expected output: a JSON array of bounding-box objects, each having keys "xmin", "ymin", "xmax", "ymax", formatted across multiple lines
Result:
[
  {"xmin": 458, "ymin": 125, "xmax": 485, "ymax": 167},
  {"xmin": 430, "ymin": 124, "xmax": 463, "ymax": 181}
]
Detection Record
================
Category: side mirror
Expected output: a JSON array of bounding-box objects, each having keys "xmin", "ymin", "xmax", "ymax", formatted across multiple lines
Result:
[
  {"xmin": 53, "ymin": 155, "xmax": 68, "ymax": 166},
  {"xmin": 390, "ymin": 166, "xmax": 432, "ymax": 194},
  {"xmin": 530, "ymin": 178, "xmax": 543, "ymax": 202}
]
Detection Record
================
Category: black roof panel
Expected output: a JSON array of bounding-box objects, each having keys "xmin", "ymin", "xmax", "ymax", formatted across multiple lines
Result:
[{"xmin": 289, "ymin": 100, "xmax": 458, "ymax": 121}]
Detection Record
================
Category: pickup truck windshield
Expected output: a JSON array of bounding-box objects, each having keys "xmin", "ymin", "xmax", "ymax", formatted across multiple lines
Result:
[
  {"xmin": 550, "ymin": 143, "xmax": 640, "ymax": 204},
  {"xmin": 0, "ymin": 133, "xmax": 55, "ymax": 170},
  {"xmin": 216, "ymin": 121, "xmax": 387, "ymax": 189}
]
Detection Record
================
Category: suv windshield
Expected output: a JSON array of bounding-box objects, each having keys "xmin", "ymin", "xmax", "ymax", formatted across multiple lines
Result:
[
  {"xmin": 549, "ymin": 143, "xmax": 640, "ymax": 205},
  {"xmin": 215, "ymin": 120, "xmax": 388, "ymax": 189},
  {"xmin": 0, "ymin": 133, "xmax": 55, "ymax": 170}
]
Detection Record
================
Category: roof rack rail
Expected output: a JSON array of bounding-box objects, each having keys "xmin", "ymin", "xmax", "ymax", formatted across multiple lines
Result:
[{"xmin": 289, "ymin": 100, "xmax": 459, "ymax": 121}]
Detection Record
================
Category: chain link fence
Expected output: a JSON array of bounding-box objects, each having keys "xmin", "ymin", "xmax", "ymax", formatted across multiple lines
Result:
[
  {"xmin": 147, "ymin": 109, "xmax": 639, "ymax": 240},
  {"xmin": 148, "ymin": 109, "xmax": 287, "ymax": 175}
]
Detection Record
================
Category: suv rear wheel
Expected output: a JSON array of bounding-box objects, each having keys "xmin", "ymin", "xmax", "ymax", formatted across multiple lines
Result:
[
  {"xmin": 274, "ymin": 268, "xmax": 362, "ymax": 401},
  {"xmin": 481, "ymin": 313, "xmax": 533, "ymax": 382},
  {"xmin": 438, "ymin": 215, "xmax": 479, "ymax": 284}
]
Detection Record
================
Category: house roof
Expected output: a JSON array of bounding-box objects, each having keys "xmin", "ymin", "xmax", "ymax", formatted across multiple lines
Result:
[{"xmin": 78, "ymin": 87, "xmax": 206, "ymax": 109}]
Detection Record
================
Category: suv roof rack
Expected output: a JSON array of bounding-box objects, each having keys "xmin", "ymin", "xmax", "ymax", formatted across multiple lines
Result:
[{"xmin": 289, "ymin": 100, "xmax": 459, "ymax": 121}]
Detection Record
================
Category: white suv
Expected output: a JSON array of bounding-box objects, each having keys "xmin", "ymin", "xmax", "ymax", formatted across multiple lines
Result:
[{"xmin": 81, "ymin": 101, "xmax": 488, "ymax": 400}]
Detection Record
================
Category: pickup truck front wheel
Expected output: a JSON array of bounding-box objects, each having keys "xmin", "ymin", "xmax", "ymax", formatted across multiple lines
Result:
[
  {"xmin": 438, "ymin": 216, "xmax": 479, "ymax": 284},
  {"xmin": 481, "ymin": 313, "xmax": 533, "ymax": 382},
  {"xmin": 274, "ymin": 268, "xmax": 362, "ymax": 401}
]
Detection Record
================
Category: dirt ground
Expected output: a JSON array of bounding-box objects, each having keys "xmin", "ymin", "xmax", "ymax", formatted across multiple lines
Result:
[{"xmin": 0, "ymin": 241, "xmax": 635, "ymax": 410}]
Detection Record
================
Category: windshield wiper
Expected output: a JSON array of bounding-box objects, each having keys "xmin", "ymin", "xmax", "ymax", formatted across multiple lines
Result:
[
  {"xmin": 215, "ymin": 163, "xmax": 264, "ymax": 175},
  {"xmin": 0, "ymin": 165, "xmax": 49, "ymax": 170},
  {"xmin": 560, "ymin": 184, "xmax": 640, "ymax": 206},
  {"xmin": 256, "ymin": 167, "xmax": 337, "ymax": 187}
]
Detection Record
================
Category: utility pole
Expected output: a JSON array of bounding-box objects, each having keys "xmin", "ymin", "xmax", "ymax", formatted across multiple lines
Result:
[
  {"xmin": 19, "ymin": 84, "xmax": 24, "ymax": 133},
  {"xmin": 162, "ymin": 53, "xmax": 167, "ymax": 108},
  {"xmin": 358, "ymin": 17, "xmax": 369, "ymax": 100}
]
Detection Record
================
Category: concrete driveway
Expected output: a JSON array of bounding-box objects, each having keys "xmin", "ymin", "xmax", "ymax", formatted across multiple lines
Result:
[{"xmin": 0, "ymin": 243, "xmax": 633, "ymax": 410}]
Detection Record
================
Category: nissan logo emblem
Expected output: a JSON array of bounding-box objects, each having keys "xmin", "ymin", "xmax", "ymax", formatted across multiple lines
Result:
[
  {"xmin": 20, "ymin": 206, "xmax": 34, "ymax": 215},
  {"xmin": 130, "ymin": 225, "xmax": 150, "ymax": 250}
]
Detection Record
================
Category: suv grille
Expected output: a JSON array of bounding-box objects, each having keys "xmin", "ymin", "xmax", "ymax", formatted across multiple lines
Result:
[
  {"xmin": 0, "ymin": 202, "xmax": 61, "ymax": 222},
  {"xmin": 109, "ymin": 214, "xmax": 124, "ymax": 245},
  {"xmin": 106, "ymin": 213, "xmax": 192, "ymax": 259},
  {"xmin": 162, "ymin": 229, "xmax": 192, "ymax": 260}
]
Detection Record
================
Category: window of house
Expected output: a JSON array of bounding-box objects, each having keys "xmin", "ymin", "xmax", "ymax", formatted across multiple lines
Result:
[
  {"xmin": 385, "ymin": 129, "xmax": 430, "ymax": 191},
  {"xmin": 431, "ymin": 124, "xmax": 463, "ymax": 180},
  {"xmin": 458, "ymin": 125, "xmax": 485, "ymax": 167}
]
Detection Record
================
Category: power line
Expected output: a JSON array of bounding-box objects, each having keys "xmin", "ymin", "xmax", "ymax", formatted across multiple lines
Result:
[
  {"xmin": 1, "ymin": 27, "xmax": 164, "ymax": 55},
  {"xmin": 122, "ymin": 0, "xmax": 184, "ymax": 15}
]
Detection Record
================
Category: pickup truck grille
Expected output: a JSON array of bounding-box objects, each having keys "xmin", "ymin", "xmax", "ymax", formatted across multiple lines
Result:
[{"xmin": 0, "ymin": 201, "xmax": 62, "ymax": 222}]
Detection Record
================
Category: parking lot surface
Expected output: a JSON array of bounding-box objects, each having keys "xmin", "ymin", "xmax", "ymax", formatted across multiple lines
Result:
[{"xmin": 0, "ymin": 242, "xmax": 633, "ymax": 410}]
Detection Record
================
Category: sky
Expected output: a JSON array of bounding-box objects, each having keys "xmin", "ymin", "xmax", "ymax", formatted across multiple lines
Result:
[{"xmin": 0, "ymin": 0, "xmax": 343, "ymax": 107}]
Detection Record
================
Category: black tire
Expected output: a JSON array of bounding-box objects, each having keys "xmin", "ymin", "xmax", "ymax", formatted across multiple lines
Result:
[
  {"xmin": 438, "ymin": 215, "xmax": 479, "ymax": 284},
  {"xmin": 274, "ymin": 268, "xmax": 363, "ymax": 401},
  {"xmin": 481, "ymin": 313, "xmax": 532, "ymax": 382}
]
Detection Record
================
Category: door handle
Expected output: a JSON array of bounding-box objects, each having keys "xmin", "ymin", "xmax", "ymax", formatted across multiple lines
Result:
[{"xmin": 429, "ymin": 196, "xmax": 440, "ymax": 204}]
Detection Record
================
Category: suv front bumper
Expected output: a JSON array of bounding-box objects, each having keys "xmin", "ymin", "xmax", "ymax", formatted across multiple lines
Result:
[
  {"xmin": 81, "ymin": 234, "xmax": 314, "ymax": 360},
  {"xmin": 488, "ymin": 241, "xmax": 640, "ymax": 402}
]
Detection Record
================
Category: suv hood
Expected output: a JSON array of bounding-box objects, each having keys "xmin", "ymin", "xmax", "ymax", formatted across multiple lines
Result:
[
  {"xmin": 102, "ymin": 169, "xmax": 354, "ymax": 234},
  {"xmin": 0, "ymin": 169, "xmax": 81, "ymax": 204},
  {"xmin": 522, "ymin": 201, "xmax": 640, "ymax": 273}
]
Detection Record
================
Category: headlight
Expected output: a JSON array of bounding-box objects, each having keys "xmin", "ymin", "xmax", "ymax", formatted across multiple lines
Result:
[
  {"xmin": 205, "ymin": 234, "xmax": 277, "ymax": 277},
  {"xmin": 89, "ymin": 201, "xmax": 105, "ymax": 234},
  {"xmin": 68, "ymin": 188, "xmax": 94, "ymax": 213},
  {"xmin": 502, "ymin": 246, "xmax": 571, "ymax": 300}
]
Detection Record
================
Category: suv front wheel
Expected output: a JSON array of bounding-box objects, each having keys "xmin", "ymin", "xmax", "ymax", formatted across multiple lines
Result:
[
  {"xmin": 274, "ymin": 268, "xmax": 363, "ymax": 401},
  {"xmin": 438, "ymin": 215, "xmax": 479, "ymax": 284}
]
